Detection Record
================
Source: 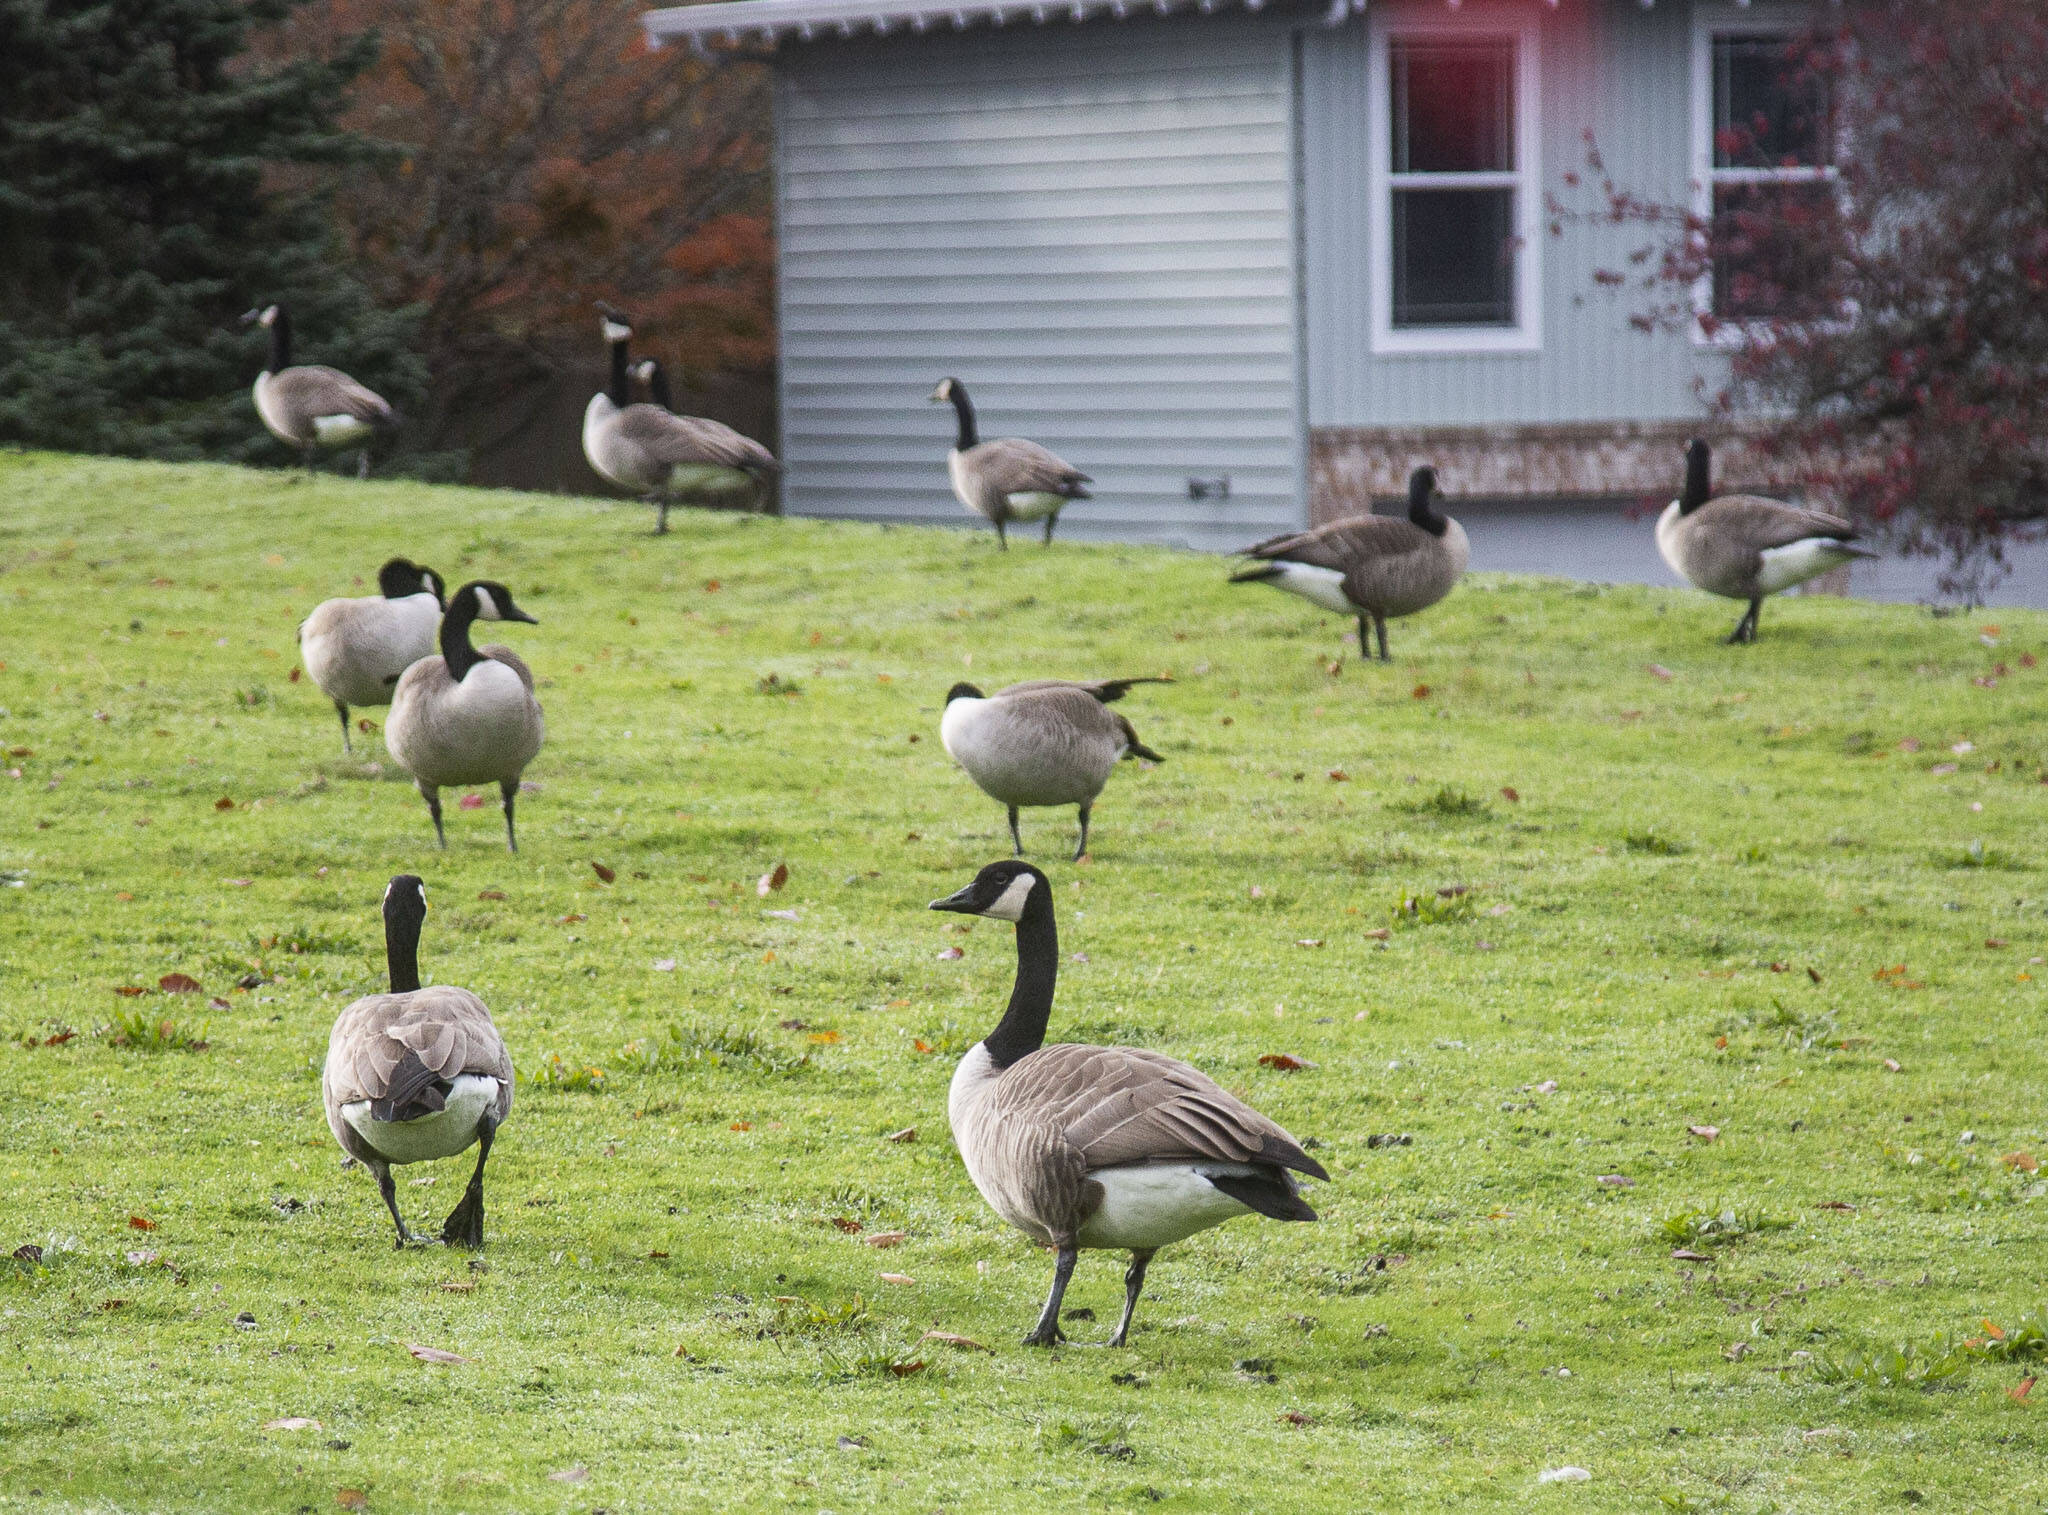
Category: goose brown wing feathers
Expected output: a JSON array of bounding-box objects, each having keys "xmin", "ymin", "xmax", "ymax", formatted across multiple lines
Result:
[
  {"xmin": 271, "ymin": 365, "xmax": 396, "ymax": 425},
  {"xmin": 325, "ymin": 986, "xmax": 513, "ymax": 1113},
  {"xmin": 972, "ymin": 438, "xmax": 1092, "ymax": 497},
  {"xmin": 991, "ymin": 1044, "xmax": 1327, "ymax": 1180},
  {"xmin": 614, "ymin": 403, "xmax": 777, "ymax": 473},
  {"xmin": 995, "ymin": 677, "xmax": 1168, "ymax": 705},
  {"xmin": 1239, "ymin": 514, "xmax": 1432, "ymax": 572},
  {"xmin": 481, "ymin": 645, "xmax": 536, "ymax": 691},
  {"xmin": 1700, "ymin": 494, "xmax": 1860, "ymax": 548}
]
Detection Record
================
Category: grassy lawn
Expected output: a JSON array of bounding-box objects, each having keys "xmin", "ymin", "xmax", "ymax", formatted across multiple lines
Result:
[{"xmin": 2, "ymin": 451, "xmax": 2046, "ymax": 1514}]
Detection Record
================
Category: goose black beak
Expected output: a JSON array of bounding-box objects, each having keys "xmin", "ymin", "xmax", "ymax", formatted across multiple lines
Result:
[
  {"xmin": 929, "ymin": 884, "xmax": 979, "ymax": 914},
  {"xmin": 238, "ymin": 309, "xmax": 261, "ymax": 325},
  {"xmin": 507, "ymin": 609, "xmax": 539, "ymax": 625}
]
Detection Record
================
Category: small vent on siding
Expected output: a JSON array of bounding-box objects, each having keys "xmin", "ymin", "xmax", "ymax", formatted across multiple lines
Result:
[{"xmin": 1187, "ymin": 476, "xmax": 1232, "ymax": 501}]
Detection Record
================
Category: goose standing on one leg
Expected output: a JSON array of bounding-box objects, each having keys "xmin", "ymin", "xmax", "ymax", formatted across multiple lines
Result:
[
  {"xmin": 940, "ymin": 678, "xmax": 1166, "ymax": 861},
  {"xmin": 930, "ymin": 860, "xmax": 1327, "ymax": 1347},
  {"xmin": 929, "ymin": 378, "xmax": 1091, "ymax": 548},
  {"xmin": 242, "ymin": 304, "xmax": 399, "ymax": 476},
  {"xmin": 1228, "ymin": 465, "xmax": 1468, "ymax": 661},
  {"xmin": 385, "ymin": 581, "xmax": 544, "ymax": 851},
  {"xmin": 298, "ymin": 558, "xmax": 445, "ymax": 753},
  {"xmin": 324, "ymin": 875, "xmax": 514, "ymax": 1249},
  {"xmin": 1656, "ymin": 438, "xmax": 1876, "ymax": 644}
]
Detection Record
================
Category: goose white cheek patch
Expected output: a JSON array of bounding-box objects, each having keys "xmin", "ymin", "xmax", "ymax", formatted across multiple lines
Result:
[
  {"xmin": 983, "ymin": 873, "xmax": 1036, "ymax": 922},
  {"xmin": 602, "ymin": 320, "xmax": 632, "ymax": 344},
  {"xmin": 471, "ymin": 586, "xmax": 500, "ymax": 621}
]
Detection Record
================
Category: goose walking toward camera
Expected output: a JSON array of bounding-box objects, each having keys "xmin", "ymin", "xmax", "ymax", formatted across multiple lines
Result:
[
  {"xmin": 1656, "ymin": 438, "xmax": 1875, "ymax": 644},
  {"xmin": 581, "ymin": 305, "xmax": 776, "ymax": 531},
  {"xmin": 242, "ymin": 304, "xmax": 398, "ymax": 476},
  {"xmin": 929, "ymin": 378, "xmax": 1090, "ymax": 548},
  {"xmin": 385, "ymin": 581, "xmax": 544, "ymax": 851},
  {"xmin": 324, "ymin": 875, "xmax": 513, "ymax": 1249},
  {"xmin": 298, "ymin": 558, "xmax": 446, "ymax": 753},
  {"xmin": 1229, "ymin": 465, "xmax": 1467, "ymax": 661},
  {"xmin": 931, "ymin": 860, "xmax": 1327, "ymax": 1346},
  {"xmin": 941, "ymin": 678, "xmax": 1165, "ymax": 861}
]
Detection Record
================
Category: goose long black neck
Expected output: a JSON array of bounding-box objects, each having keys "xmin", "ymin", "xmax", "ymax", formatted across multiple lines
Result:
[
  {"xmin": 647, "ymin": 361, "xmax": 675, "ymax": 410},
  {"xmin": 1681, "ymin": 441, "xmax": 1712, "ymax": 514},
  {"xmin": 385, "ymin": 901, "xmax": 422, "ymax": 994},
  {"xmin": 607, "ymin": 335, "xmax": 632, "ymax": 408},
  {"xmin": 267, "ymin": 308, "xmax": 293, "ymax": 373},
  {"xmin": 439, "ymin": 590, "xmax": 484, "ymax": 683},
  {"xmin": 1407, "ymin": 469, "xmax": 1449, "ymax": 538},
  {"xmin": 947, "ymin": 384, "xmax": 979, "ymax": 451},
  {"xmin": 983, "ymin": 887, "xmax": 1058, "ymax": 1070}
]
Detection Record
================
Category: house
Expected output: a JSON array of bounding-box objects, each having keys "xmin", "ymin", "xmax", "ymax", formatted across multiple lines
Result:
[{"xmin": 643, "ymin": 0, "xmax": 1831, "ymax": 547}]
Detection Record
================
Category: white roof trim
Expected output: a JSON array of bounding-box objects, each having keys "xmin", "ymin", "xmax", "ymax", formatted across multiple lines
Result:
[{"xmin": 643, "ymin": 0, "xmax": 1365, "ymax": 53}]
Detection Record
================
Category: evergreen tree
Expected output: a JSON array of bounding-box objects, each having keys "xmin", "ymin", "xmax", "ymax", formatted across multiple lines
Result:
[{"xmin": 0, "ymin": 0, "xmax": 425, "ymax": 467}]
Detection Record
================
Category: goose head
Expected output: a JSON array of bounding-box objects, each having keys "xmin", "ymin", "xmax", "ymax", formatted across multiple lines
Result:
[
  {"xmin": 378, "ymin": 557, "xmax": 444, "ymax": 605},
  {"xmin": 594, "ymin": 300, "xmax": 634, "ymax": 345},
  {"xmin": 928, "ymin": 377, "xmax": 961, "ymax": 405},
  {"xmin": 1406, "ymin": 464, "xmax": 1450, "ymax": 537},
  {"xmin": 944, "ymin": 681, "xmax": 985, "ymax": 704},
  {"xmin": 931, "ymin": 859, "xmax": 1048, "ymax": 923},
  {"xmin": 239, "ymin": 304, "xmax": 281, "ymax": 328},
  {"xmin": 455, "ymin": 580, "xmax": 539, "ymax": 625},
  {"xmin": 383, "ymin": 872, "xmax": 428, "ymax": 935}
]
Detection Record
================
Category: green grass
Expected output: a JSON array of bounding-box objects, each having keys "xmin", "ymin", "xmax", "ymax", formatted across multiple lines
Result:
[{"xmin": 2, "ymin": 451, "xmax": 2047, "ymax": 1513}]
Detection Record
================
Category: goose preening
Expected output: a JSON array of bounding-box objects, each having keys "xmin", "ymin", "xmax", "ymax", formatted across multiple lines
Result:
[
  {"xmin": 1229, "ymin": 465, "xmax": 1468, "ymax": 661},
  {"xmin": 298, "ymin": 558, "xmax": 446, "ymax": 753},
  {"xmin": 1656, "ymin": 438, "xmax": 1875, "ymax": 644},
  {"xmin": 241, "ymin": 304, "xmax": 398, "ymax": 476},
  {"xmin": 932, "ymin": 860, "xmax": 1327, "ymax": 1346},
  {"xmin": 929, "ymin": 378, "xmax": 1091, "ymax": 548},
  {"xmin": 581, "ymin": 304, "xmax": 777, "ymax": 532},
  {"xmin": 323, "ymin": 875, "xmax": 513, "ymax": 1248},
  {"xmin": 940, "ymin": 678, "xmax": 1166, "ymax": 861},
  {"xmin": 385, "ymin": 581, "xmax": 544, "ymax": 851}
]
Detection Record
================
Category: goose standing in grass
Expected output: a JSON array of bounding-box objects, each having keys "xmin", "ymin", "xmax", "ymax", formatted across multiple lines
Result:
[
  {"xmin": 241, "ymin": 303, "xmax": 398, "ymax": 476},
  {"xmin": 940, "ymin": 678, "xmax": 1166, "ymax": 860},
  {"xmin": 298, "ymin": 558, "xmax": 445, "ymax": 753},
  {"xmin": 581, "ymin": 304, "xmax": 777, "ymax": 531},
  {"xmin": 931, "ymin": 860, "xmax": 1327, "ymax": 1346},
  {"xmin": 1656, "ymin": 438, "xmax": 1875, "ymax": 644},
  {"xmin": 324, "ymin": 875, "xmax": 513, "ymax": 1249},
  {"xmin": 385, "ymin": 581, "xmax": 543, "ymax": 851},
  {"xmin": 1229, "ymin": 465, "xmax": 1467, "ymax": 661},
  {"xmin": 929, "ymin": 378, "xmax": 1091, "ymax": 548}
]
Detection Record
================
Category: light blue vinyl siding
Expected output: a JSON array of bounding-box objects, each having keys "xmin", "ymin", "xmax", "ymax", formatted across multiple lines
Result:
[
  {"xmin": 1301, "ymin": 0, "xmax": 1721, "ymax": 429},
  {"xmin": 776, "ymin": 16, "xmax": 1305, "ymax": 547}
]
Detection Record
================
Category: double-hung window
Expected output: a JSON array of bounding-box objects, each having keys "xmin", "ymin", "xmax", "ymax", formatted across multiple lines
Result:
[
  {"xmin": 1370, "ymin": 15, "xmax": 1541, "ymax": 352},
  {"xmin": 1692, "ymin": 11, "xmax": 1840, "ymax": 329}
]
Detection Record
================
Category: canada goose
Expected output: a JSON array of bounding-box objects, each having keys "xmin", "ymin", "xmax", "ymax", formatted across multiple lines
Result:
[
  {"xmin": 385, "ymin": 581, "xmax": 544, "ymax": 851},
  {"xmin": 1229, "ymin": 465, "xmax": 1468, "ymax": 661},
  {"xmin": 929, "ymin": 378, "xmax": 1091, "ymax": 548},
  {"xmin": 241, "ymin": 304, "xmax": 398, "ymax": 476},
  {"xmin": 581, "ymin": 305, "xmax": 777, "ymax": 532},
  {"xmin": 1657, "ymin": 439, "xmax": 1876, "ymax": 644},
  {"xmin": 298, "ymin": 558, "xmax": 446, "ymax": 753},
  {"xmin": 931, "ymin": 860, "xmax": 1327, "ymax": 1346},
  {"xmin": 324, "ymin": 874, "xmax": 513, "ymax": 1249},
  {"xmin": 940, "ymin": 678, "xmax": 1166, "ymax": 861}
]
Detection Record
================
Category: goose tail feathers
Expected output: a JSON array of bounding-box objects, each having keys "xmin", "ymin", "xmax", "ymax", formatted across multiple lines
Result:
[{"xmin": 1207, "ymin": 1170, "xmax": 1319, "ymax": 1222}]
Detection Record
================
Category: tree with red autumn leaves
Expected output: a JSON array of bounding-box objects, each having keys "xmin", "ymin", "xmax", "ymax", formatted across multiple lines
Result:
[
  {"xmin": 261, "ymin": 0, "xmax": 772, "ymax": 456},
  {"xmin": 1560, "ymin": 0, "xmax": 2048, "ymax": 599}
]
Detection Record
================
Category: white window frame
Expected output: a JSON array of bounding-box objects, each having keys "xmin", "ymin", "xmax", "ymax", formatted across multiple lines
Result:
[
  {"xmin": 1689, "ymin": 3, "xmax": 1842, "ymax": 346},
  {"xmin": 1368, "ymin": 7, "xmax": 1543, "ymax": 355}
]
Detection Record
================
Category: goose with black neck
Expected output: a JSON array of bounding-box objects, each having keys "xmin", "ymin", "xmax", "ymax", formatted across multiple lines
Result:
[
  {"xmin": 298, "ymin": 557, "xmax": 445, "ymax": 753},
  {"xmin": 932, "ymin": 860, "xmax": 1328, "ymax": 1347},
  {"xmin": 929, "ymin": 377, "xmax": 1091, "ymax": 548},
  {"xmin": 323, "ymin": 875, "xmax": 515, "ymax": 1248},
  {"xmin": 241, "ymin": 302, "xmax": 398, "ymax": 476},
  {"xmin": 385, "ymin": 581, "xmax": 544, "ymax": 851},
  {"xmin": 1230, "ymin": 464, "xmax": 1468, "ymax": 661}
]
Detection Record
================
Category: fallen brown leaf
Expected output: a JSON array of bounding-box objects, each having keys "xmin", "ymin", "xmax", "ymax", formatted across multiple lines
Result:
[
  {"xmin": 887, "ymin": 1359, "xmax": 926, "ymax": 1376},
  {"xmin": 96, "ymin": 1298, "xmax": 126, "ymax": 1312},
  {"xmin": 758, "ymin": 863, "xmax": 789, "ymax": 896},
  {"xmin": 557, "ymin": 913, "xmax": 585, "ymax": 925},
  {"xmin": 2012, "ymin": 1376, "xmax": 2036, "ymax": 1403},
  {"xmin": 439, "ymin": 1279, "xmax": 476, "ymax": 1293},
  {"xmin": 405, "ymin": 1342, "xmax": 471, "ymax": 1365},
  {"xmin": 911, "ymin": 1038, "xmax": 935, "ymax": 1053},
  {"xmin": 1884, "ymin": 1058, "xmax": 1903, "ymax": 1073},
  {"xmin": 1411, "ymin": 684, "xmax": 1431, "ymax": 699},
  {"xmin": 158, "ymin": 972, "xmax": 201, "ymax": 994},
  {"xmin": 457, "ymin": 793, "xmax": 484, "ymax": 810},
  {"xmin": 886, "ymin": 1126, "xmax": 917, "ymax": 1143},
  {"xmin": 547, "ymin": 1466, "xmax": 589, "ymax": 1484},
  {"xmin": 808, "ymin": 1030, "xmax": 842, "ymax": 1045},
  {"xmin": 1278, "ymin": 1410, "xmax": 1315, "ymax": 1427},
  {"xmin": 730, "ymin": 1121, "xmax": 752, "ymax": 1132},
  {"xmin": 1986, "ymin": 938, "xmax": 2010, "ymax": 949},
  {"xmin": 1671, "ymin": 1249, "xmax": 1715, "ymax": 1263},
  {"xmin": 919, "ymin": 1330, "xmax": 992, "ymax": 1352},
  {"xmin": 1259, "ymin": 1052, "xmax": 1315, "ymax": 1071},
  {"xmin": 864, "ymin": 1231, "xmax": 908, "ymax": 1248},
  {"xmin": 477, "ymin": 890, "xmax": 506, "ymax": 901},
  {"xmin": 2002, "ymin": 1152, "xmax": 2039, "ymax": 1173},
  {"xmin": 1815, "ymin": 1201, "xmax": 1857, "ymax": 1211},
  {"xmin": 127, "ymin": 1215, "xmax": 156, "ymax": 1231},
  {"xmin": 830, "ymin": 1217, "xmax": 863, "ymax": 1233},
  {"xmin": 214, "ymin": 796, "xmax": 234, "ymax": 811},
  {"xmin": 336, "ymin": 1490, "xmax": 368, "ymax": 1511},
  {"xmin": 113, "ymin": 985, "xmax": 148, "ymax": 997},
  {"xmin": 646, "ymin": 1251, "xmax": 670, "ymax": 1261},
  {"xmin": 591, "ymin": 862, "xmax": 615, "ymax": 884},
  {"xmin": 288, "ymin": 667, "xmax": 301, "ymax": 682},
  {"xmin": 1364, "ymin": 927, "xmax": 1392, "ymax": 941},
  {"xmin": 937, "ymin": 945, "xmax": 964, "ymax": 960},
  {"xmin": 1326, "ymin": 768, "xmax": 1349, "ymax": 782},
  {"xmin": 1647, "ymin": 663, "xmax": 1674, "ymax": 680},
  {"xmin": 1500, "ymin": 786, "xmax": 1519, "ymax": 802}
]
